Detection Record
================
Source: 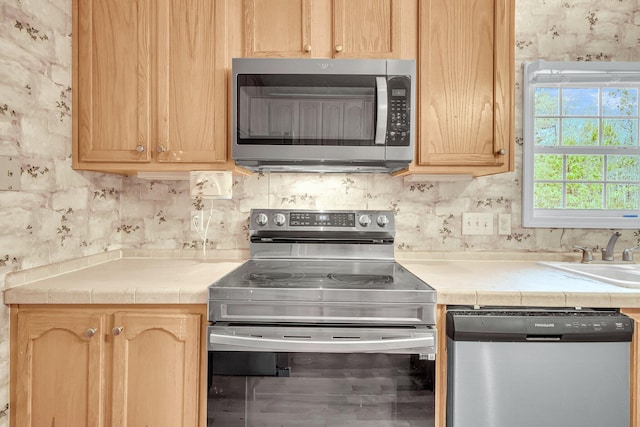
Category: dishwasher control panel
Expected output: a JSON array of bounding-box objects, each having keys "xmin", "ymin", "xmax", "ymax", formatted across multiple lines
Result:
[{"xmin": 446, "ymin": 307, "xmax": 634, "ymax": 342}]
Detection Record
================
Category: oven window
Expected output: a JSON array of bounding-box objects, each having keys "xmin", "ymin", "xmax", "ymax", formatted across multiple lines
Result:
[
  {"xmin": 208, "ymin": 352, "xmax": 435, "ymax": 426},
  {"xmin": 237, "ymin": 74, "xmax": 377, "ymax": 146}
]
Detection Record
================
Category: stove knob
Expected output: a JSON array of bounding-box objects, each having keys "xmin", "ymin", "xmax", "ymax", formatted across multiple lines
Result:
[
  {"xmin": 377, "ymin": 215, "xmax": 390, "ymax": 227},
  {"xmin": 359, "ymin": 214, "xmax": 372, "ymax": 227},
  {"xmin": 274, "ymin": 213, "xmax": 287, "ymax": 226},
  {"xmin": 255, "ymin": 213, "xmax": 268, "ymax": 226}
]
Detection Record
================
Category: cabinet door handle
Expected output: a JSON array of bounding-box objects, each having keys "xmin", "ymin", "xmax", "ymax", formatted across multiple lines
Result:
[
  {"xmin": 86, "ymin": 328, "xmax": 97, "ymax": 338},
  {"xmin": 334, "ymin": 44, "xmax": 343, "ymax": 53},
  {"xmin": 156, "ymin": 145, "xmax": 167, "ymax": 153},
  {"xmin": 303, "ymin": 44, "xmax": 312, "ymax": 53},
  {"xmin": 496, "ymin": 148, "xmax": 506, "ymax": 155},
  {"xmin": 112, "ymin": 326, "xmax": 124, "ymax": 336},
  {"xmin": 135, "ymin": 145, "xmax": 145, "ymax": 153}
]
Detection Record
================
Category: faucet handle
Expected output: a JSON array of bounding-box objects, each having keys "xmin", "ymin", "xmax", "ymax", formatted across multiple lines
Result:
[
  {"xmin": 622, "ymin": 246, "xmax": 640, "ymax": 262},
  {"xmin": 573, "ymin": 245, "xmax": 593, "ymax": 263}
]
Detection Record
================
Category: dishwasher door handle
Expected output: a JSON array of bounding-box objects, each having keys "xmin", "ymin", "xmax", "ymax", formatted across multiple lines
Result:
[{"xmin": 525, "ymin": 335, "xmax": 562, "ymax": 341}]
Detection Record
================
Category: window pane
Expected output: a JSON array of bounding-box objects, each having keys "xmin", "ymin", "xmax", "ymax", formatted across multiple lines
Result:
[
  {"xmin": 524, "ymin": 62, "xmax": 640, "ymax": 228},
  {"xmin": 602, "ymin": 88, "xmax": 638, "ymax": 116},
  {"xmin": 566, "ymin": 183, "xmax": 603, "ymax": 208},
  {"xmin": 562, "ymin": 88, "xmax": 599, "ymax": 116},
  {"xmin": 535, "ymin": 87, "xmax": 559, "ymax": 115},
  {"xmin": 607, "ymin": 183, "xmax": 639, "ymax": 210},
  {"xmin": 607, "ymin": 155, "xmax": 640, "ymax": 181},
  {"xmin": 566, "ymin": 155, "xmax": 604, "ymax": 180},
  {"xmin": 562, "ymin": 118, "xmax": 599, "ymax": 146},
  {"xmin": 534, "ymin": 118, "xmax": 559, "ymax": 146},
  {"xmin": 534, "ymin": 154, "xmax": 563, "ymax": 180},
  {"xmin": 534, "ymin": 183, "xmax": 563, "ymax": 208},
  {"xmin": 602, "ymin": 119, "xmax": 638, "ymax": 146}
]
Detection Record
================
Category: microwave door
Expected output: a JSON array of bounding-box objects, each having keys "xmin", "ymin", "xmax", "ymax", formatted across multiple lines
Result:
[{"xmin": 375, "ymin": 77, "xmax": 388, "ymax": 145}]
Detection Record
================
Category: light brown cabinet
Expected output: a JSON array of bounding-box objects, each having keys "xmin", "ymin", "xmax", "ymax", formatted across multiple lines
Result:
[
  {"xmin": 402, "ymin": 0, "xmax": 515, "ymax": 177},
  {"xmin": 621, "ymin": 308, "xmax": 640, "ymax": 427},
  {"xmin": 242, "ymin": 0, "xmax": 403, "ymax": 58},
  {"xmin": 72, "ymin": 0, "xmax": 514, "ymax": 177},
  {"xmin": 72, "ymin": 0, "xmax": 230, "ymax": 174},
  {"xmin": 11, "ymin": 305, "xmax": 205, "ymax": 427}
]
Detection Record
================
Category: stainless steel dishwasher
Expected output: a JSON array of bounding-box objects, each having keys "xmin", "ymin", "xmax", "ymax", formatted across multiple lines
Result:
[{"xmin": 446, "ymin": 307, "xmax": 634, "ymax": 427}]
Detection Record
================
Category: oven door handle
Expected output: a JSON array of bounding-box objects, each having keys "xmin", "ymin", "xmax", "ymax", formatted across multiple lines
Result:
[{"xmin": 208, "ymin": 331, "xmax": 435, "ymax": 354}]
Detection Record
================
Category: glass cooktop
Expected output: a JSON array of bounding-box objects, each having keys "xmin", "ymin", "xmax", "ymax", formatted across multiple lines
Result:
[{"xmin": 208, "ymin": 259, "xmax": 435, "ymax": 304}]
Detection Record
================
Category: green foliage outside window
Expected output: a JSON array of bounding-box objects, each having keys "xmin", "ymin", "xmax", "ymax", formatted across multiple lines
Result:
[{"xmin": 532, "ymin": 86, "xmax": 640, "ymax": 211}]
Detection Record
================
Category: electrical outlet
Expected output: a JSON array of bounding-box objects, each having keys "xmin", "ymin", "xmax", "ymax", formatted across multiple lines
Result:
[
  {"xmin": 462, "ymin": 212, "xmax": 494, "ymax": 235},
  {"xmin": 498, "ymin": 214, "xmax": 511, "ymax": 235},
  {"xmin": 191, "ymin": 210, "xmax": 204, "ymax": 233}
]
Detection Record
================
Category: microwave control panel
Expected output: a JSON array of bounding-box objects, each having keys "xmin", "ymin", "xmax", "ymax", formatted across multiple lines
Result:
[{"xmin": 386, "ymin": 76, "xmax": 411, "ymax": 146}]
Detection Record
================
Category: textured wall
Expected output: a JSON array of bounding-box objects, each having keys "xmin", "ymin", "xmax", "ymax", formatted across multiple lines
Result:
[
  {"xmin": 0, "ymin": 0, "xmax": 123, "ymax": 423},
  {"xmin": 2, "ymin": 0, "xmax": 640, "ymax": 425}
]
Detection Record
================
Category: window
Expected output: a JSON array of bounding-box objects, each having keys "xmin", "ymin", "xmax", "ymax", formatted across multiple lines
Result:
[{"xmin": 523, "ymin": 60, "xmax": 640, "ymax": 229}]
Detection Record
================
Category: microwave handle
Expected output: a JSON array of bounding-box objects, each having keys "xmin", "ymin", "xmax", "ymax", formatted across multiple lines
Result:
[{"xmin": 375, "ymin": 77, "xmax": 388, "ymax": 145}]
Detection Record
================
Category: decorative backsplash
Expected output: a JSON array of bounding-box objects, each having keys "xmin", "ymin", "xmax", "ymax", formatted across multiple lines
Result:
[
  {"xmin": 1, "ymin": 1, "xmax": 640, "ymax": 424},
  {"xmin": 2, "ymin": 0, "xmax": 640, "ymax": 279}
]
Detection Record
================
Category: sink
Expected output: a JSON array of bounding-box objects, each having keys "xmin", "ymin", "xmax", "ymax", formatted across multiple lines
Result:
[{"xmin": 540, "ymin": 262, "xmax": 640, "ymax": 289}]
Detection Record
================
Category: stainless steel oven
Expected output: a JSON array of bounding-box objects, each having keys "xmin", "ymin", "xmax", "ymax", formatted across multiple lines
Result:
[{"xmin": 207, "ymin": 209, "xmax": 437, "ymax": 426}]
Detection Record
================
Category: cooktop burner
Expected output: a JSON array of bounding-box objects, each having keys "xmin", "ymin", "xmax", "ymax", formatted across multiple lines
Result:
[
  {"xmin": 243, "ymin": 271, "xmax": 394, "ymax": 288},
  {"xmin": 209, "ymin": 259, "xmax": 435, "ymax": 304}
]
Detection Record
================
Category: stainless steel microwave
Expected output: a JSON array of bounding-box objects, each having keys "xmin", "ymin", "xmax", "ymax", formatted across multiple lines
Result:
[{"xmin": 232, "ymin": 58, "xmax": 415, "ymax": 173}]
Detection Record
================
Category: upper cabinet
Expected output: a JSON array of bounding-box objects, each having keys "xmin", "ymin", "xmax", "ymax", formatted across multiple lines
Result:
[
  {"xmin": 404, "ymin": 0, "xmax": 515, "ymax": 177},
  {"xmin": 243, "ymin": 0, "xmax": 313, "ymax": 57},
  {"xmin": 243, "ymin": 0, "xmax": 403, "ymax": 58},
  {"xmin": 72, "ymin": 0, "xmax": 231, "ymax": 174},
  {"xmin": 71, "ymin": 0, "xmax": 514, "ymax": 177}
]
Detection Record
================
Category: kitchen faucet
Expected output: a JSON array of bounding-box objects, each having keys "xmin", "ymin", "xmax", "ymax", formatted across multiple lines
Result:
[{"xmin": 601, "ymin": 231, "xmax": 622, "ymax": 261}]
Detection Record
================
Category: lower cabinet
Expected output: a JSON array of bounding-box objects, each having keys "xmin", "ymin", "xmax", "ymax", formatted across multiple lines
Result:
[{"xmin": 11, "ymin": 305, "xmax": 206, "ymax": 427}]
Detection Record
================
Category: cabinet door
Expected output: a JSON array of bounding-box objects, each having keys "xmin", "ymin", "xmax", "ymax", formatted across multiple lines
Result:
[
  {"xmin": 75, "ymin": 0, "xmax": 152, "ymax": 163},
  {"xmin": 155, "ymin": 0, "xmax": 227, "ymax": 163},
  {"xmin": 333, "ymin": 0, "xmax": 401, "ymax": 58},
  {"xmin": 416, "ymin": 0, "xmax": 514, "ymax": 173},
  {"xmin": 15, "ymin": 312, "xmax": 106, "ymax": 427},
  {"xmin": 244, "ymin": 0, "xmax": 313, "ymax": 57},
  {"xmin": 111, "ymin": 312, "xmax": 201, "ymax": 427}
]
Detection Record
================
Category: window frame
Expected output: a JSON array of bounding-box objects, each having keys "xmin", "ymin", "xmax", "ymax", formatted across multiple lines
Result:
[{"xmin": 523, "ymin": 60, "xmax": 640, "ymax": 229}]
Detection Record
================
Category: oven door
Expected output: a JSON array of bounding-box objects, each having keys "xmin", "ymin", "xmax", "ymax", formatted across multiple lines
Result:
[{"xmin": 207, "ymin": 325, "xmax": 436, "ymax": 426}]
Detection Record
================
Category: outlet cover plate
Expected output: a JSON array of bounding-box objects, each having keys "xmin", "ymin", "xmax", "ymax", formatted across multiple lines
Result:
[
  {"xmin": 498, "ymin": 214, "xmax": 512, "ymax": 235},
  {"xmin": 191, "ymin": 210, "xmax": 204, "ymax": 232},
  {"xmin": 0, "ymin": 156, "xmax": 20, "ymax": 191}
]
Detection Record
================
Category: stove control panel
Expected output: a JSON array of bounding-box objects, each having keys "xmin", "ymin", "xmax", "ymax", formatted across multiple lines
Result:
[
  {"xmin": 290, "ymin": 212, "xmax": 355, "ymax": 227},
  {"xmin": 250, "ymin": 209, "xmax": 395, "ymax": 231}
]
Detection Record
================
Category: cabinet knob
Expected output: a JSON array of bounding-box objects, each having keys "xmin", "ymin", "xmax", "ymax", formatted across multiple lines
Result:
[
  {"xmin": 135, "ymin": 145, "xmax": 145, "ymax": 153},
  {"xmin": 496, "ymin": 148, "xmax": 506, "ymax": 155},
  {"xmin": 86, "ymin": 328, "xmax": 97, "ymax": 338},
  {"xmin": 156, "ymin": 145, "xmax": 167, "ymax": 153},
  {"xmin": 303, "ymin": 44, "xmax": 312, "ymax": 53},
  {"xmin": 112, "ymin": 326, "xmax": 124, "ymax": 336},
  {"xmin": 335, "ymin": 44, "xmax": 343, "ymax": 53}
]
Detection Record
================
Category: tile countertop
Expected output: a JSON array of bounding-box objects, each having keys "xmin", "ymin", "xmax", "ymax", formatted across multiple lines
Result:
[
  {"xmin": 4, "ymin": 253, "xmax": 640, "ymax": 307},
  {"xmin": 3, "ymin": 258, "xmax": 243, "ymax": 305},
  {"xmin": 400, "ymin": 260, "xmax": 640, "ymax": 308}
]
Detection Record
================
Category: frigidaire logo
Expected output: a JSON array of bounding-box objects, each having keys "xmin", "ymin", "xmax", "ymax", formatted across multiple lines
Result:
[
  {"xmin": 534, "ymin": 323, "xmax": 556, "ymax": 328},
  {"xmin": 317, "ymin": 63, "xmax": 332, "ymax": 70}
]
